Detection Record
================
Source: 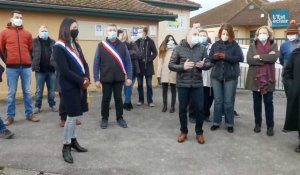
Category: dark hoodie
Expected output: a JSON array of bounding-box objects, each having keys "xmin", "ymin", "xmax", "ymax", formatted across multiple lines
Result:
[{"xmin": 168, "ymin": 39, "xmax": 212, "ymax": 88}]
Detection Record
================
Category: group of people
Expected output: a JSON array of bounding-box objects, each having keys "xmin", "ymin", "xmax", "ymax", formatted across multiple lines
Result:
[{"xmin": 0, "ymin": 10, "xmax": 300, "ymax": 164}]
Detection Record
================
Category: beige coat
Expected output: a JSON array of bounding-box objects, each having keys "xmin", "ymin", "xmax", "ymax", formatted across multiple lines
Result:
[{"xmin": 157, "ymin": 49, "xmax": 177, "ymax": 84}]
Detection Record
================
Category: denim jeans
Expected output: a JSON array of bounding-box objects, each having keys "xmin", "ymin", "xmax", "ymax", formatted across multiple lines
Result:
[
  {"xmin": 177, "ymin": 87, "xmax": 204, "ymax": 135},
  {"xmin": 252, "ymin": 91, "xmax": 274, "ymax": 128},
  {"xmin": 137, "ymin": 75, "xmax": 153, "ymax": 104},
  {"xmin": 35, "ymin": 72, "xmax": 56, "ymax": 108},
  {"xmin": 0, "ymin": 118, "xmax": 7, "ymax": 132},
  {"xmin": 6, "ymin": 68, "xmax": 33, "ymax": 118},
  {"xmin": 101, "ymin": 82, "xmax": 124, "ymax": 120},
  {"xmin": 123, "ymin": 75, "xmax": 136, "ymax": 104},
  {"xmin": 212, "ymin": 78, "xmax": 237, "ymax": 127}
]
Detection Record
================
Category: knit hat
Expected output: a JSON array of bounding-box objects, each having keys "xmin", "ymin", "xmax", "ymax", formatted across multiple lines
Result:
[{"xmin": 286, "ymin": 20, "xmax": 298, "ymax": 35}]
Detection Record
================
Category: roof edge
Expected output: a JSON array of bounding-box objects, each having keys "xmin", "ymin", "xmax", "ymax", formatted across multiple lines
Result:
[
  {"xmin": 141, "ymin": 0, "xmax": 201, "ymax": 11},
  {"xmin": 0, "ymin": 1, "xmax": 177, "ymax": 21}
]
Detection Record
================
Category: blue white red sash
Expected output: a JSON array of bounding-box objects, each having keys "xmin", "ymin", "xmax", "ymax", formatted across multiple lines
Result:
[
  {"xmin": 102, "ymin": 40, "xmax": 127, "ymax": 75},
  {"xmin": 55, "ymin": 40, "xmax": 85, "ymax": 74}
]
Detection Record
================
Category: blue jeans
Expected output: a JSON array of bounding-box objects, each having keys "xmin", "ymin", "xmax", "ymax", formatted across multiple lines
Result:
[
  {"xmin": 212, "ymin": 78, "xmax": 237, "ymax": 127},
  {"xmin": 123, "ymin": 75, "xmax": 136, "ymax": 104},
  {"xmin": 137, "ymin": 75, "xmax": 153, "ymax": 104},
  {"xmin": 253, "ymin": 91, "xmax": 274, "ymax": 128},
  {"xmin": 178, "ymin": 87, "xmax": 204, "ymax": 135},
  {"xmin": 6, "ymin": 68, "xmax": 33, "ymax": 118},
  {"xmin": 35, "ymin": 72, "xmax": 56, "ymax": 108},
  {"xmin": 0, "ymin": 118, "xmax": 7, "ymax": 132}
]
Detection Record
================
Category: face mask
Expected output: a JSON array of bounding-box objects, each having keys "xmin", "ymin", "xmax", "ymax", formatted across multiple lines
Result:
[
  {"xmin": 287, "ymin": 35, "xmax": 298, "ymax": 41},
  {"xmin": 107, "ymin": 31, "xmax": 117, "ymax": 40},
  {"xmin": 221, "ymin": 35, "xmax": 228, "ymax": 42},
  {"xmin": 40, "ymin": 31, "xmax": 49, "ymax": 40},
  {"xmin": 199, "ymin": 36, "xmax": 207, "ymax": 43},
  {"xmin": 191, "ymin": 35, "xmax": 200, "ymax": 45},
  {"xmin": 70, "ymin": 29, "xmax": 79, "ymax": 39},
  {"xmin": 258, "ymin": 34, "xmax": 268, "ymax": 42},
  {"xmin": 13, "ymin": 18, "xmax": 22, "ymax": 27}
]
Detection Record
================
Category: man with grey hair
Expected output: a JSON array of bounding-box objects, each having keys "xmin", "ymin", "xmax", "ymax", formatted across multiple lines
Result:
[
  {"xmin": 93, "ymin": 24, "xmax": 133, "ymax": 129},
  {"xmin": 32, "ymin": 25, "xmax": 57, "ymax": 114},
  {"xmin": 169, "ymin": 27, "xmax": 212, "ymax": 144}
]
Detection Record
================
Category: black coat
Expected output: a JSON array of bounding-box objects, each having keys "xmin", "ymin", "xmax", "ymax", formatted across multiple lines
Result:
[
  {"xmin": 283, "ymin": 48, "xmax": 300, "ymax": 131},
  {"xmin": 209, "ymin": 40, "xmax": 244, "ymax": 81},
  {"xmin": 135, "ymin": 36, "xmax": 157, "ymax": 76},
  {"xmin": 126, "ymin": 41, "xmax": 140, "ymax": 76},
  {"xmin": 168, "ymin": 39, "xmax": 212, "ymax": 88},
  {"xmin": 52, "ymin": 41, "xmax": 90, "ymax": 117}
]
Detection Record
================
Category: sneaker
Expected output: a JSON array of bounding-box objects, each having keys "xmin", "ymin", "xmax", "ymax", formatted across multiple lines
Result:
[
  {"xmin": 0, "ymin": 129, "xmax": 14, "ymax": 139},
  {"xmin": 189, "ymin": 117, "xmax": 196, "ymax": 124},
  {"xmin": 26, "ymin": 114, "xmax": 40, "ymax": 122},
  {"xmin": 33, "ymin": 107, "xmax": 41, "ymax": 114},
  {"xmin": 100, "ymin": 119, "xmax": 108, "ymax": 129},
  {"xmin": 254, "ymin": 125, "xmax": 261, "ymax": 133},
  {"xmin": 149, "ymin": 103, "xmax": 155, "ymax": 107},
  {"xmin": 51, "ymin": 106, "xmax": 58, "ymax": 112},
  {"xmin": 136, "ymin": 101, "xmax": 143, "ymax": 106},
  {"xmin": 4, "ymin": 117, "xmax": 14, "ymax": 126},
  {"xmin": 267, "ymin": 128, "xmax": 274, "ymax": 136},
  {"xmin": 117, "ymin": 118, "xmax": 128, "ymax": 128},
  {"xmin": 210, "ymin": 125, "xmax": 220, "ymax": 131}
]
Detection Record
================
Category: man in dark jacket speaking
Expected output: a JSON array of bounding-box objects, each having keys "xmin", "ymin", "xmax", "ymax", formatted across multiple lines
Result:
[{"xmin": 169, "ymin": 27, "xmax": 212, "ymax": 144}]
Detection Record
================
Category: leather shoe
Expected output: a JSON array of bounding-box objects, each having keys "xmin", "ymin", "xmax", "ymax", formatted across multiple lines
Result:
[
  {"xmin": 4, "ymin": 117, "xmax": 14, "ymax": 126},
  {"xmin": 177, "ymin": 133, "xmax": 187, "ymax": 143},
  {"xmin": 26, "ymin": 115, "xmax": 40, "ymax": 122},
  {"xmin": 196, "ymin": 135, "xmax": 205, "ymax": 144}
]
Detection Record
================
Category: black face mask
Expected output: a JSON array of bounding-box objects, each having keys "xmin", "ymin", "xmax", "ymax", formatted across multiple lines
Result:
[{"xmin": 70, "ymin": 29, "xmax": 79, "ymax": 39}]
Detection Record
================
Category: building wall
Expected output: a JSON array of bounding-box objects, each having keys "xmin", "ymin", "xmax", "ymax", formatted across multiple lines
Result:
[{"xmin": 0, "ymin": 9, "xmax": 158, "ymax": 99}]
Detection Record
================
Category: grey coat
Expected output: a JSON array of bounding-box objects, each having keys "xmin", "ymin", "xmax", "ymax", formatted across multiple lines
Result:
[
  {"xmin": 168, "ymin": 39, "xmax": 212, "ymax": 88},
  {"xmin": 245, "ymin": 41, "xmax": 279, "ymax": 92}
]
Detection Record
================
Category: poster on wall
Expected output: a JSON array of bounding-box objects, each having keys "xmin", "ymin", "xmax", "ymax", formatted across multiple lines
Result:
[
  {"xmin": 95, "ymin": 24, "xmax": 104, "ymax": 36},
  {"xmin": 132, "ymin": 27, "xmax": 139, "ymax": 36},
  {"xmin": 168, "ymin": 15, "xmax": 187, "ymax": 30},
  {"xmin": 149, "ymin": 26, "xmax": 157, "ymax": 37}
]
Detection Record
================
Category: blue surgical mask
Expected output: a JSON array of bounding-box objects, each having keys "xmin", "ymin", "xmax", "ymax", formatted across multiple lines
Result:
[
  {"xmin": 199, "ymin": 36, "xmax": 207, "ymax": 43},
  {"xmin": 258, "ymin": 34, "xmax": 269, "ymax": 42},
  {"xmin": 191, "ymin": 35, "xmax": 200, "ymax": 45},
  {"xmin": 107, "ymin": 31, "xmax": 117, "ymax": 40},
  {"xmin": 40, "ymin": 31, "xmax": 49, "ymax": 40}
]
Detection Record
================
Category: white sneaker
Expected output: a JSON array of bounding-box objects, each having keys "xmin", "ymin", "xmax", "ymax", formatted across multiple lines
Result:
[
  {"xmin": 137, "ymin": 102, "xmax": 143, "ymax": 106},
  {"xmin": 149, "ymin": 103, "xmax": 155, "ymax": 107}
]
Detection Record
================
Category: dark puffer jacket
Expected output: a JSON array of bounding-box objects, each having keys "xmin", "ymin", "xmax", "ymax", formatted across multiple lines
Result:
[
  {"xmin": 168, "ymin": 39, "xmax": 212, "ymax": 88},
  {"xmin": 209, "ymin": 40, "xmax": 244, "ymax": 81}
]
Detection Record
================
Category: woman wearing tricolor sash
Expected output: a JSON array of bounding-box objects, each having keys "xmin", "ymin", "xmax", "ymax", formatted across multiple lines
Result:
[{"xmin": 52, "ymin": 17, "xmax": 90, "ymax": 164}]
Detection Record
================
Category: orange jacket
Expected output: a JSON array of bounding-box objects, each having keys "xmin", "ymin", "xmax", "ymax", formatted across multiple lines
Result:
[{"xmin": 0, "ymin": 23, "xmax": 33, "ymax": 67}]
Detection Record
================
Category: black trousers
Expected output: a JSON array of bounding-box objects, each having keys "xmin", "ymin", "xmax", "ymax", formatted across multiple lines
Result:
[
  {"xmin": 59, "ymin": 92, "xmax": 67, "ymax": 121},
  {"xmin": 162, "ymin": 83, "xmax": 176, "ymax": 108},
  {"xmin": 252, "ymin": 91, "xmax": 274, "ymax": 128},
  {"xmin": 203, "ymin": 87, "xmax": 214, "ymax": 118},
  {"xmin": 178, "ymin": 87, "xmax": 204, "ymax": 135},
  {"xmin": 101, "ymin": 82, "xmax": 124, "ymax": 120}
]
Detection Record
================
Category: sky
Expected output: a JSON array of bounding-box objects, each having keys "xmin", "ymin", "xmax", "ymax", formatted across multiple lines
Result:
[{"xmin": 190, "ymin": 0, "xmax": 283, "ymax": 17}]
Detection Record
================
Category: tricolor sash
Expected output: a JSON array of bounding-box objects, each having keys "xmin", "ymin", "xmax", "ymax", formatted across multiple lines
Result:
[
  {"xmin": 55, "ymin": 40, "xmax": 85, "ymax": 74},
  {"xmin": 102, "ymin": 40, "xmax": 127, "ymax": 75}
]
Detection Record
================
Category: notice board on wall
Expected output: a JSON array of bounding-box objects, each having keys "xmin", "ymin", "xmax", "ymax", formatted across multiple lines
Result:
[{"xmin": 77, "ymin": 21, "xmax": 157, "ymax": 41}]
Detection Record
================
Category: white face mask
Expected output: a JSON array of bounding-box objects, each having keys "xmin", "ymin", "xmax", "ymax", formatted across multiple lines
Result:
[
  {"xmin": 221, "ymin": 35, "xmax": 228, "ymax": 42},
  {"xmin": 12, "ymin": 18, "xmax": 22, "ymax": 27},
  {"xmin": 287, "ymin": 34, "xmax": 298, "ymax": 42},
  {"xmin": 167, "ymin": 40, "xmax": 175, "ymax": 49},
  {"xmin": 199, "ymin": 36, "xmax": 208, "ymax": 43}
]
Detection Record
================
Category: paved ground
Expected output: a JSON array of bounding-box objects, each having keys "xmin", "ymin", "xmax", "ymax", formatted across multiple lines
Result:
[{"xmin": 0, "ymin": 88, "xmax": 299, "ymax": 175}]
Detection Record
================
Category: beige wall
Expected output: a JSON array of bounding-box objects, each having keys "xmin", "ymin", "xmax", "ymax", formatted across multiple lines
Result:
[{"xmin": 0, "ymin": 9, "xmax": 159, "ymax": 99}]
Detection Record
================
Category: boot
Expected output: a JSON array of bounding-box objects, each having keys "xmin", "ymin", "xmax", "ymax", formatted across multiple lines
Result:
[
  {"xmin": 162, "ymin": 106, "xmax": 167, "ymax": 112},
  {"xmin": 71, "ymin": 138, "xmax": 88, "ymax": 152},
  {"xmin": 62, "ymin": 144, "xmax": 73, "ymax": 163},
  {"xmin": 169, "ymin": 106, "xmax": 175, "ymax": 113},
  {"xmin": 162, "ymin": 83, "xmax": 168, "ymax": 112}
]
